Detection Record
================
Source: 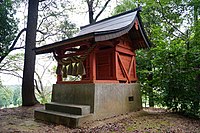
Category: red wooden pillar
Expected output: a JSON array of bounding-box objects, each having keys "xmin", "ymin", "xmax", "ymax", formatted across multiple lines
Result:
[
  {"xmin": 56, "ymin": 63, "xmax": 63, "ymax": 83},
  {"xmin": 133, "ymin": 55, "xmax": 137, "ymax": 80},
  {"xmin": 115, "ymin": 51, "xmax": 119, "ymax": 80},
  {"xmin": 90, "ymin": 51, "xmax": 96, "ymax": 82}
]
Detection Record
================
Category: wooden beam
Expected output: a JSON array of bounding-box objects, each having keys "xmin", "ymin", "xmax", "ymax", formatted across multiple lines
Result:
[
  {"xmin": 96, "ymin": 40, "xmax": 114, "ymax": 45},
  {"xmin": 128, "ymin": 56, "xmax": 134, "ymax": 76},
  {"xmin": 56, "ymin": 64, "xmax": 63, "ymax": 82},
  {"xmin": 59, "ymin": 50, "xmax": 88, "ymax": 58},
  {"xmin": 35, "ymin": 34, "xmax": 94, "ymax": 54},
  {"xmin": 58, "ymin": 41, "xmax": 92, "ymax": 52},
  {"xmin": 133, "ymin": 56, "xmax": 137, "ymax": 79},
  {"xmin": 56, "ymin": 79, "xmax": 119, "ymax": 84},
  {"xmin": 94, "ymin": 80, "xmax": 119, "ymax": 83},
  {"xmin": 115, "ymin": 51, "xmax": 119, "ymax": 79},
  {"xmin": 116, "ymin": 46, "xmax": 135, "ymax": 56}
]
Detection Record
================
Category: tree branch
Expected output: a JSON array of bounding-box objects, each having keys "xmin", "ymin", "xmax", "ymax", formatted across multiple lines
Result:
[
  {"xmin": 10, "ymin": 28, "xmax": 27, "ymax": 51},
  {"xmin": 156, "ymin": 0, "xmax": 187, "ymax": 39},
  {"xmin": 34, "ymin": 71, "xmax": 44, "ymax": 92},
  {"xmin": 34, "ymin": 79, "xmax": 42, "ymax": 94},
  {"xmin": 36, "ymin": 29, "xmax": 46, "ymax": 35},
  {"xmin": 12, "ymin": 46, "xmax": 25, "ymax": 50},
  {"xmin": 0, "ymin": 28, "xmax": 27, "ymax": 63},
  {"xmin": 94, "ymin": 0, "xmax": 111, "ymax": 22},
  {"xmin": 94, "ymin": 0, "xmax": 100, "ymax": 9},
  {"xmin": 0, "ymin": 71, "xmax": 23, "ymax": 79},
  {"xmin": 0, "ymin": 28, "xmax": 47, "ymax": 63},
  {"xmin": 39, "ymin": 0, "xmax": 46, "ymax": 2}
]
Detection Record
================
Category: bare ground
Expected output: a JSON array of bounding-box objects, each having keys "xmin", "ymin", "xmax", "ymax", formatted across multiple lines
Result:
[{"xmin": 0, "ymin": 104, "xmax": 199, "ymax": 133}]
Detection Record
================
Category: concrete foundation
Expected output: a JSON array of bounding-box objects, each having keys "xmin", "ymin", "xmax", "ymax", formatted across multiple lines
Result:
[
  {"xmin": 51, "ymin": 83, "xmax": 142, "ymax": 119},
  {"xmin": 35, "ymin": 83, "xmax": 142, "ymax": 127}
]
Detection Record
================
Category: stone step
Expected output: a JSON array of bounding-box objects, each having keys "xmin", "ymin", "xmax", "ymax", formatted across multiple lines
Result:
[
  {"xmin": 34, "ymin": 109, "xmax": 91, "ymax": 128},
  {"xmin": 45, "ymin": 102, "xmax": 91, "ymax": 115}
]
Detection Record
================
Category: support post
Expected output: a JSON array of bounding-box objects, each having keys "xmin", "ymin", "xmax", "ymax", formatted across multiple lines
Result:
[
  {"xmin": 90, "ymin": 51, "xmax": 96, "ymax": 82},
  {"xmin": 56, "ymin": 64, "xmax": 63, "ymax": 83},
  {"xmin": 133, "ymin": 56, "xmax": 137, "ymax": 80}
]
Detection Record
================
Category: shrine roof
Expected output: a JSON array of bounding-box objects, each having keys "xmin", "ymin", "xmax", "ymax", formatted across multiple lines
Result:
[
  {"xmin": 78, "ymin": 9, "xmax": 137, "ymax": 39},
  {"xmin": 35, "ymin": 7, "xmax": 151, "ymax": 54}
]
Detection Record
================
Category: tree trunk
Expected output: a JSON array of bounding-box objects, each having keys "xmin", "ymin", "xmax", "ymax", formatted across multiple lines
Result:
[
  {"xmin": 88, "ymin": 5, "xmax": 95, "ymax": 24},
  {"xmin": 148, "ymin": 86, "xmax": 154, "ymax": 107},
  {"xmin": 86, "ymin": 0, "xmax": 111, "ymax": 24},
  {"xmin": 22, "ymin": 0, "xmax": 39, "ymax": 106},
  {"xmin": 86, "ymin": 0, "xmax": 95, "ymax": 24},
  {"xmin": 147, "ymin": 70, "xmax": 154, "ymax": 107}
]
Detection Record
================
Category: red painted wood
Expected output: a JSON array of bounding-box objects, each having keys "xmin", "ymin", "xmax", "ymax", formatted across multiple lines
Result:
[
  {"xmin": 117, "ymin": 53, "xmax": 131, "ymax": 83},
  {"xmin": 90, "ymin": 51, "xmax": 96, "ymax": 82},
  {"xmin": 128, "ymin": 56, "xmax": 134, "ymax": 75},
  {"xmin": 56, "ymin": 63, "xmax": 63, "ymax": 82},
  {"xmin": 57, "ymin": 80, "xmax": 119, "ymax": 84},
  {"xmin": 55, "ymin": 34, "xmax": 138, "ymax": 84},
  {"xmin": 114, "ymin": 51, "xmax": 118, "ymax": 80},
  {"xmin": 133, "ymin": 56, "xmax": 137, "ymax": 80},
  {"xmin": 96, "ymin": 48, "xmax": 115, "ymax": 80},
  {"xmin": 117, "ymin": 38, "xmax": 132, "ymax": 50},
  {"xmin": 94, "ymin": 80, "xmax": 119, "ymax": 83},
  {"xmin": 57, "ymin": 74, "xmax": 62, "ymax": 82},
  {"xmin": 116, "ymin": 46, "xmax": 135, "ymax": 56}
]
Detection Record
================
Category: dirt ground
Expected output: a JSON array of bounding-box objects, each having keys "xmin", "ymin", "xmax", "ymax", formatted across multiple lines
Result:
[{"xmin": 0, "ymin": 104, "xmax": 199, "ymax": 133}]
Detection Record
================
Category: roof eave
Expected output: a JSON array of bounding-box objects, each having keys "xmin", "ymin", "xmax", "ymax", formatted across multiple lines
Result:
[
  {"xmin": 94, "ymin": 16, "xmax": 137, "ymax": 42},
  {"xmin": 136, "ymin": 13, "xmax": 151, "ymax": 49},
  {"xmin": 34, "ymin": 33, "xmax": 95, "ymax": 55}
]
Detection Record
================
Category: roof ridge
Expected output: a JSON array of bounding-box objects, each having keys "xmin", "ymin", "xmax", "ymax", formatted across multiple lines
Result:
[{"xmin": 80, "ymin": 6, "xmax": 142, "ymax": 30}]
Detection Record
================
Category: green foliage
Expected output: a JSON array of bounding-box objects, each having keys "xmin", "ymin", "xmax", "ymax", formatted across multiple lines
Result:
[
  {"xmin": 0, "ymin": 0, "xmax": 18, "ymax": 57},
  {"xmin": 35, "ymin": 86, "xmax": 51, "ymax": 104},
  {"xmin": 0, "ymin": 85, "xmax": 13, "ymax": 108},
  {"xmin": 114, "ymin": 0, "xmax": 200, "ymax": 117},
  {"xmin": 12, "ymin": 87, "xmax": 22, "ymax": 106},
  {"xmin": 0, "ymin": 53, "xmax": 24, "ymax": 70},
  {"xmin": 56, "ymin": 20, "xmax": 78, "ymax": 40},
  {"xmin": 0, "ymin": 84, "xmax": 22, "ymax": 108}
]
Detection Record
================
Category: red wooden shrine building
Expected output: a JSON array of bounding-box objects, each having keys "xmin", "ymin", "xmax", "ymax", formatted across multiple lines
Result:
[
  {"xmin": 35, "ymin": 7, "xmax": 150, "ymax": 84},
  {"xmin": 34, "ymin": 7, "xmax": 151, "ymax": 127}
]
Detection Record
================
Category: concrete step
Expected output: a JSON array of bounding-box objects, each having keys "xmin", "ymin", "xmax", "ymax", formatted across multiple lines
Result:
[
  {"xmin": 34, "ymin": 109, "xmax": 91, "ymax": 128},
  {"xmin": 45, "ymin": 102, "xmax": 91, "ymax": 115}
]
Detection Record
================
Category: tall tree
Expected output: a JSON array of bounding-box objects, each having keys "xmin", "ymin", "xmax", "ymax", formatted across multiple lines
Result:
[
  {"xmin": 21, "ymin": 0, "xmax": 78, "ymax": 106},
  {"xmin": 22, "ymin": 0, "xmax": 39, "ymax": 106}
]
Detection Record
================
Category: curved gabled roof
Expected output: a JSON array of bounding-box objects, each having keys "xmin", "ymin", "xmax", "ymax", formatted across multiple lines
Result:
[
  {"xmin": 35, "ymin": 7, "xmax": 150, "ymax": 55},
  {"xmin": 78, "ymin": 11, "xmax": 137, "ymax": 37}
]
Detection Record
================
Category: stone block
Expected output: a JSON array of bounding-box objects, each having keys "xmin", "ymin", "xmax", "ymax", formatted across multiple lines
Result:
[
  {"xmin": 34, "ymin": 109, "xmax": 91, "ymax": 128},
  {"xmin": 45, "ymin": 102, "xmax": 90, "ymax": 115}
]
